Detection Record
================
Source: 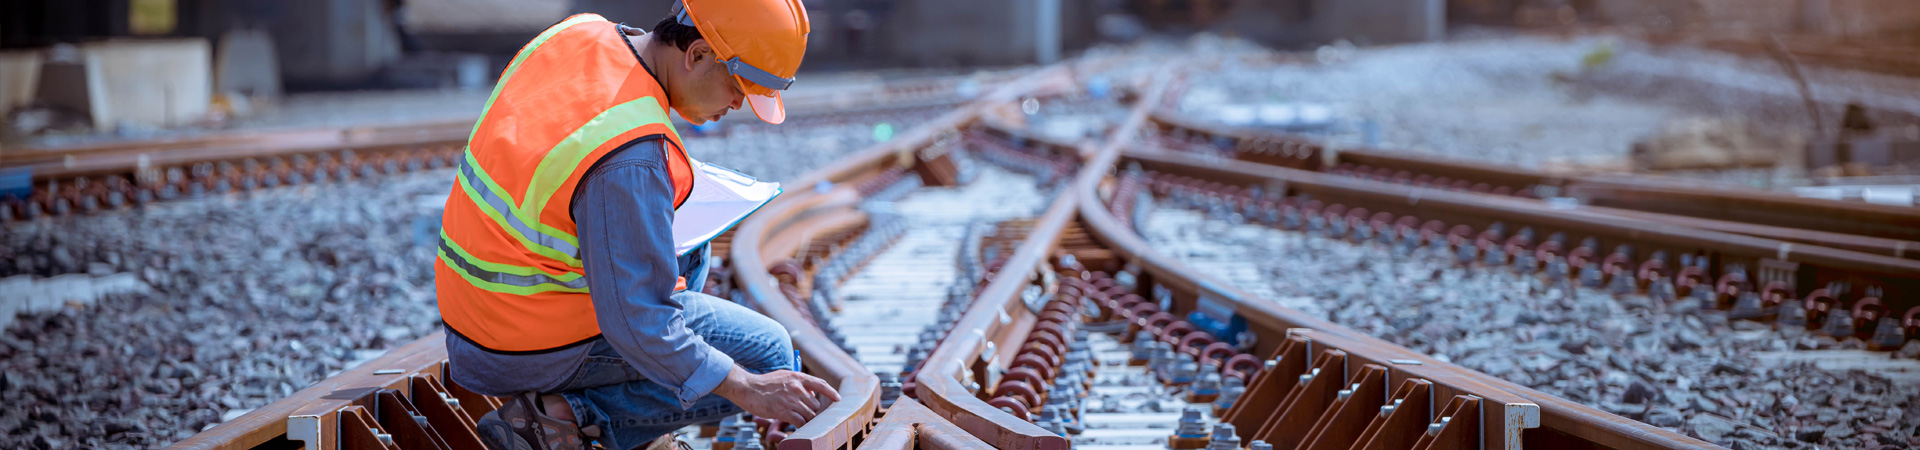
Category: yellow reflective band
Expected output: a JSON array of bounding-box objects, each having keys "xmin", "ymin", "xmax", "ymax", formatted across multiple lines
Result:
[
  {"xmin": 438, "ymin": 230, "xmax": 588, "ymax": 295},
  {"xmin": 456, "ymin": 151, "xmax": 582, "ymax": 264},
  {"xmin": 521, "ymin": 96, "xmax": 681, "ymax": 237}
]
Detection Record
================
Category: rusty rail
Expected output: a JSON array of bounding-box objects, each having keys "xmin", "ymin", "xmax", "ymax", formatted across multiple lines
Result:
[
  {"xmin": 0, "ymin": 72, "xmax": 1023, "ymax": 223},
  {"xmin": 167, "ymin": 332, "xmax": 500, "ymax": 450},
  {"xmin": 1123, "ymin": 148, "xmax": 1920, "ymax": 346},
  {"xmin": 1144, "ymin": 113, "xmax": 1920, "ymax": 255},
  {"xmin": 909, "ymin": 72, "xmax": 1171, "ymax": 450},
  {"xmin": 723, "ymin": 66, "xmax": 1077, "ymax": 450},
  {"xmin": 910, "ymin": 77, "xmax": 1712, "ymax": 448},
  {"xmin": 851, "ymin": 399, "xmax": 993, "ymax": 450},
  {"xmin": 158, "ymin": 68, "xmax": 1070, "ymax": 450},
  {"xmin": 1070, "ymin": 151, "xmax": 1722, "ymax": 449}
]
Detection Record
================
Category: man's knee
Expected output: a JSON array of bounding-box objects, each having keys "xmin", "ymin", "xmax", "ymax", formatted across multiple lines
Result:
[
  {"xmin": 730, "ymin": 311, "xmax": 795, "ymax": 374},
  {"xmin": 680, "ymin": 292, "xmax": 795, "ymax": 374}
]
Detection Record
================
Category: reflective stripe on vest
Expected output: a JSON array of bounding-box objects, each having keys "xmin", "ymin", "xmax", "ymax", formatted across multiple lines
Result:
[
  {"xmin": 438, "ymin": 229, "xmax": 587, "ymax": 294},
  {"xmin": 435, "ymin": 14, "xmax": 697, "ymax": 352},
  {"xmin": 447, "ymin": 95, "xmax": 682, "ymax": 266}
]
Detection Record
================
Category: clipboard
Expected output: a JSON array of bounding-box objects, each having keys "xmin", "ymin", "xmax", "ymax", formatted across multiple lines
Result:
[{"xmin": 673, "ymin": 158, "xmax": 782, "ymax": 256}]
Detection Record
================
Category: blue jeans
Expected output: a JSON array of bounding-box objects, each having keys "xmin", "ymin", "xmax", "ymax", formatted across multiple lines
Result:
[{"xmin": 551, "ymin": 291, "xmax": 794, "ymax": 450}]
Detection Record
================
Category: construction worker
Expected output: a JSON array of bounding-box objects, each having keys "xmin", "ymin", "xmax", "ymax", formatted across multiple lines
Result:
[{"xmin": 432, "ymin": 1, "xmax": 837, "ymax": 449}]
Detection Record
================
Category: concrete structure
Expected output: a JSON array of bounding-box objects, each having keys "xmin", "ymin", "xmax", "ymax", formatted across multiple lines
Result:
[
  {"xmin": 0, "ymin": 51, "xmax": 41, "ymax": 113},
  {"xmin": 38, "ymin": 39, "xmax": 212, "ymax": 131}
]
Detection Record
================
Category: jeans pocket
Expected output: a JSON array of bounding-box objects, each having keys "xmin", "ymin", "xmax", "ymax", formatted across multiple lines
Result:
[{"xmin": 559, "ymin": 356, "xmax": 646, "ymax": 392}]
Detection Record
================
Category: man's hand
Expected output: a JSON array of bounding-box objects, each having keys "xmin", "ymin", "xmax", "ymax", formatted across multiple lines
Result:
[{"xmin": 712, "ymin": 366, "xmax": 841, "ymax": 425}]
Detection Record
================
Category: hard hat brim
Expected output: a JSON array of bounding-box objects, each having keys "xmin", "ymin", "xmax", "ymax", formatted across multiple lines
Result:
[{"xmin": 743, "ymin": 81, "xmax": 786, "ymax": 124}]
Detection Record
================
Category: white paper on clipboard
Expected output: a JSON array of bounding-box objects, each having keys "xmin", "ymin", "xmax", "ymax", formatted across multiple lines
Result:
[{"xmin": 673, "ymin": 158, "xmax": 782, "ymax": 256}]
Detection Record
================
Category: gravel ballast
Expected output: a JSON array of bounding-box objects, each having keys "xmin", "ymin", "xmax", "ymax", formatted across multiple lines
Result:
[
  {"xmin": 0, "ymin": 111, "xmax": 936, "ymax": 448},
  {"xmin": 1140, "ymin": 205, "xmax": 1920, "ymax": 450}
]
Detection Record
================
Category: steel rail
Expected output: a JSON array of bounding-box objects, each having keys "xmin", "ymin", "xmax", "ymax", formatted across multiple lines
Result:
[
  {"xmin": 158, "ymin": 68, "xmax": 1069, "ymax": 450},
  {"xmin": 166, "ymin": 332, "xmax": 490, "ymax": 450},
  {"xmin": 911, "ymin": 71, "xmax": 1172, "ymax": 450},
  {"xmin": 1, "ymin": 73, "xmax": 1028, "ymax": 226},
  {"xmin": 725, "ymin": 66, "xmax": 1077, "ymax": 450},
  {"xmin": 1121, "ymin": 148, "xmax": 1920, "ymax": 333},
  {"xmin": 1144, "ymin": 113, "xmax": 1920, "ymax": 250},
  {"xmin": 851, "ymin": 399, "xmax": 994, "ymax": 450},
  {"xmin": 1068, "ymin": 151, "xmax": 1722, "ymax": 449}
]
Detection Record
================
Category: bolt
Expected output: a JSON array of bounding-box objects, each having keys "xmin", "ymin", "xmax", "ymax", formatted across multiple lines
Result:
[
  {"xmin": 738, "ymin": 426, "xmax": 764, "ymax": 450},
  {"xmin": 1427, "ymin": 416, "xmax": 1452, "ymax": 437},
  {"xmin": 879, "ymin": 372, "xmax": 903, "ymax": 408},
  {"xmin": 1873, "ymin": 317, "xmax": 1907, "ymax": 349},
  {"xmin": 713, "ymin": 419, "xmax": 740, "ymax": 447},
  {"xmin": 1131, "ymin": 331, "xmax": 1156, "ymax": 361},
  {"xmin": 1380, "ymin": 399, "xmax": 1403, "ymax": 418},
  {"xmin": 1172, "ymin": 354, "xmax": 1200, "ymax": 385},
  {"xmin": 1065, "ymin": 348, "xmax": 1090, "ymax": 366},
  {"xmin": 1213, "ymin": 376, "xmax": 1244, "ymax": 411},
  {"xmin": 1729, "ymin": 292, "xmax": 1766, "ymax": 320},
  {"xmin": 1037, "ymin": 404, "xmax": 1062, "ymax": 423},
  {"xmin": 1608, "ymin": 271, "xmax": 1635, "ymax": 295},
  {"xmin": 904, "ymin": 345, "xmax": 928, "ymax": 370},
  {"xmin": 1048, "ymin": 388, "xmax": 1073, "ymax": 409},
  {"xmin": 1151, "ymin": 342, "xmax": 1177, "ymax": 383},
  {"xmin": 1209, "ymin": 423, "xmax": 1241, "ymax": 450},
  {"xmin": 1192, "ymin": 372, "xmax": 1221, "ymax": 395},
  {"xmin": 1174, "ymin": 406, "xmax": 1208, "ymax": 438},
  {"xmin": 1821, "ymin": 307, "xmax": 1855, "ymax": 338}
]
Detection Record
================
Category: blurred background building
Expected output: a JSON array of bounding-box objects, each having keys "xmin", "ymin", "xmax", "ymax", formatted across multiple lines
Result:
[
  {"xmin": 3, "ymin": 0, "xmax": 1920, "ymax": 174},
  {"xmin": 3, "ymin": 0, "xmax": 1917, "ymax": 102}
]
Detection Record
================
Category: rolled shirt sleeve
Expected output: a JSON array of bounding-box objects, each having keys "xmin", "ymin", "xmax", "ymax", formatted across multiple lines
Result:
[{"xmin": 573, "ymin": 139, "xmax": 735, "ymax": 409}]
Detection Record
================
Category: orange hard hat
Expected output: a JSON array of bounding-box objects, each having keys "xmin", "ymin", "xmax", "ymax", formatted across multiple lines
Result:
[{"xmin": 675, "ymin": 0, "xmax": 810, "ymax": 124}]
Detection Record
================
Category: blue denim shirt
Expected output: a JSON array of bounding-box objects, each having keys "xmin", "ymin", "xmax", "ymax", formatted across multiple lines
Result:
[{"xmin": 447, "ymin": 137, "xmax": 734, "ymax": 409}]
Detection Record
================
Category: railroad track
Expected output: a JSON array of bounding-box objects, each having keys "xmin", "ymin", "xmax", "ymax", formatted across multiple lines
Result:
[
  {"xmin": 897, "ymin": 76, "xmax": 1787, "ymax": 450},
  {"xmin": 158, "ymin": 60, "xmax": 1081, "ymax": 450},
  {"xmin": 1138, "ymin": 115, "xmax": 1920, "ymax": 350},
  {"xmin": 0, "ymin": 71, "xmax": 1010, "ymax": 224},
  {"xmin": 1145, "ymin": 113, "xmax": 1920, "ymax": 251},
  {"xmin": 155, "ymin": 51, "xmax": 1917, "ymax": 450}
]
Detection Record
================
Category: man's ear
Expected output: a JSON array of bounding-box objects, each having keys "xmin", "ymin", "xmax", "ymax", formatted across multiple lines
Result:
[{"xmin": 684, "ymin": 39, "xmax": 714, "ymax": 69}]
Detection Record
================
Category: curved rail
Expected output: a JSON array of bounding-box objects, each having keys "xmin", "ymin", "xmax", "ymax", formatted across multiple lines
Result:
[
  {"xmin": 1071, "ymin": 152, "xmax": 1722, "ymax": 449},
  {"xmin": 725, "ymin": 66, "xmax": 1077, "ymax": 450},
  {"xmin": 913, "ymin": 76, "xmax": 1739, "ymax": 449},
  {"xmin": 160, "ymin": 68, "xmax": 1068, "ymax": 450},
  {"xmin": 1144, "ymin": 113, "xmax": 1920, "ymax": 254},
  {"xmin": 1123, "ymin": 145, "xmax": 1920, "ymax": 348},
  {"xmin": 909, "ymin": 71, "xmax": 1172, "ymax": 450}
]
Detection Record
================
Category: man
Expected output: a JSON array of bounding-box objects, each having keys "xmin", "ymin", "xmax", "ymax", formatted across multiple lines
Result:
[{"xmin": 432, "ymin": 1, "xmax": 838, "ymax": 449}]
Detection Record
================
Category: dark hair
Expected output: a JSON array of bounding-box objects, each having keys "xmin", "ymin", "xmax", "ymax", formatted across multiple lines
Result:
[{"xmin": 652, "ymin": 16, "xmax": 703, "ymax": 51}]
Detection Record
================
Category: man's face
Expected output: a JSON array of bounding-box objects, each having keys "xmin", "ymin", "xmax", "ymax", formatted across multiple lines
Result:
[{"xmin": 674, "ymin": 42, "xmax": 747, "ymax": 125}]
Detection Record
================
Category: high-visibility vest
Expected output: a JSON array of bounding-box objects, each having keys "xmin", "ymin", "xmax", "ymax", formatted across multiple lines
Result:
[{"xmin": 436, "ymin": 14, "xmax": 695, "ymax": 352}]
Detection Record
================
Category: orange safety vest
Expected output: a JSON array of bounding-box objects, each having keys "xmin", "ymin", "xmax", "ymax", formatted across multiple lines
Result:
[{"xmin": 436, "ymin": 14, "xmax": 696, "ymax": 352}]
